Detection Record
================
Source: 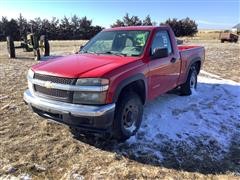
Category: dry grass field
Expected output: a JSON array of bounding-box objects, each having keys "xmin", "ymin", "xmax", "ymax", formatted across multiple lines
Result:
[{"xmin": 0, "ymin": 37, "xmax": 240, "ymax": 179}]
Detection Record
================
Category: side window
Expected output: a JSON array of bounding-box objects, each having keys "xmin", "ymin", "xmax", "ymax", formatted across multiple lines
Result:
[{"xmin": 151, "ymin": 30, "xmax": 172, "ymax": 55}]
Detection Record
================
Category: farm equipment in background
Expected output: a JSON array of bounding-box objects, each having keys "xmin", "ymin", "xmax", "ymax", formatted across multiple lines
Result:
[
  {"xmin": 176, "ymin": 39, "xmax": 184, "ymax": 45},
  {"xmin": 6, "ymin": 33, "xmax": 50, "ymax": 60},
  {"xmin": 219, "ymin": 32, "xmax": 239, "ymax": 43}
]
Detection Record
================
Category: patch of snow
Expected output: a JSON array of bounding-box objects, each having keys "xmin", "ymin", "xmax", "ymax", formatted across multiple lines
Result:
[
  {"xmin": 72, "ymin": 173, "xmax": 84, "ymax": 180},
  {"xmin": 61, "ymin": 170, "xmax": 84, "ymax": 180},
  {"xmin": 32, "ymin": 164, "xmax": 46, "ymax": 172},
  {"xmin": 19, "ymin": 174, "xmax": 31, "ymax": 180},
  {"xmin": 125, "ymin": 71, "xmax": 240, "ymax": 162}
]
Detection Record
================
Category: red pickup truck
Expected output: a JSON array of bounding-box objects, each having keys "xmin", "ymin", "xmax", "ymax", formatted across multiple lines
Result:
[{"xmin": 24, "ymin": 26, "xmax": 204, "ymax": 141}]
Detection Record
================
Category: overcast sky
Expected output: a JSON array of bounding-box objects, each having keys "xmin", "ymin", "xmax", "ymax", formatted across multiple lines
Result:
[{"xmin": 0, "ymin": 0, "xmax": 239, "ymax": 29}]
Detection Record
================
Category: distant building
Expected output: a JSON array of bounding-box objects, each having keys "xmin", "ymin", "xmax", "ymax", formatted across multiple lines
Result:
[{"xmin": 232, "ymin": 23, "xmax": 240, "ymax": 33}]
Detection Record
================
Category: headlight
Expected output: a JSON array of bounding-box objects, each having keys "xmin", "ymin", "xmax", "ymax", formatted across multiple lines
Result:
[
  {"xmin": 73, "ymin": 78, "xmax": 109, "ymax": 105},
  {"xmin": 76, "ymin": 78, "xmax": 109, "ymax": 86},
  {"xmin": 73, "ymin": 91, "xmax": 107, "ymax": 105}
]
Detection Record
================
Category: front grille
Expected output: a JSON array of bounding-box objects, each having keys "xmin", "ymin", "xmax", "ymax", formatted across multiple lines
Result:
[
  {"xmin": 35, "ymin": 85, "xmax": 68, "ymax": 98},
  {"xmin": 33, "ymin": 73, "xmax": 76, "ymax": 102},
  {"xmin": 34, "ymin": 73, "xmax": 75, "ymax": 84}
]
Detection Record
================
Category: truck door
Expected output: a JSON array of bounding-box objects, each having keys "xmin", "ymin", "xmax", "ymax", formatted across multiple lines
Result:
[{"xmin": 148, "ymin": 30, "xmax": 181, "ymax": 99}]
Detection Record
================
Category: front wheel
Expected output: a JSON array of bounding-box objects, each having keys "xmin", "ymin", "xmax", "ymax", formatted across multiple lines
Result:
[
  {"xmin": 179, "ymin": 66, "xmax": 198, "ymax": 96},
  {"xmin": 113, "ymin": 91, "xmax": 143, "ymax": 141}
]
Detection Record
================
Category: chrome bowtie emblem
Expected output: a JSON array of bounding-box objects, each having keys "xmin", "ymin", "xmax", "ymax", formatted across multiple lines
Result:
[{"xmin": 44, "ymin": 81, "xmax": 53, "ymax": 89}]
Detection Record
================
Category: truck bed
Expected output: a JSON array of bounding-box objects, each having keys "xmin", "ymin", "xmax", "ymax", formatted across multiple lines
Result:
[
  {"xmin": 178, "ymin": 46, "xmax": 205, "ymax": 62},
  {"xmin": 177, "ymin": 45, "xmax": 205, "ymax": 84},
  {"xmin": 178, "ymin": 45, "xmax": 201, "ymax": 51}
]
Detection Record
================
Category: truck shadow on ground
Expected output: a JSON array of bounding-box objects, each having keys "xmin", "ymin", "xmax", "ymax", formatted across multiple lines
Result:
[{"xmin": 73, "ymin": 81, "xmax": 240, "ymax": 175}]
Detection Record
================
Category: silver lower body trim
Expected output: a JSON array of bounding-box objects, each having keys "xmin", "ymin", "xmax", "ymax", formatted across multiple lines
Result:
[{"xmin": 23, "ymin": 89, "xmax": 115, "ymax": 117}]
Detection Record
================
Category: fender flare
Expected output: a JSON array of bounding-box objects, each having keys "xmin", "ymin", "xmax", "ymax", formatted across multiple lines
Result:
[
  {"xmin": 187, "ymin": 57, "xmax": 202, "ymax": 75},
  {"xmin": 181, "ymin": 57, "xmax": 201, "ymax": 84},
  {"xmin": 112, "ymin": 73, "xmax": 148, "ymax": 103}
]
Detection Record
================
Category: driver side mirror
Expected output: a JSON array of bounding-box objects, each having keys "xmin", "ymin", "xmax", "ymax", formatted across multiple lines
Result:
[{"xmin": 151, "ymin": 47, "xmax": 168, "ymax": 59}]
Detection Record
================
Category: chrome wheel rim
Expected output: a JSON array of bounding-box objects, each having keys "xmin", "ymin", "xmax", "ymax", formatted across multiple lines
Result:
[{"xmin": 122, "ymin": 103, "xmax": 138, "ymax": 132}]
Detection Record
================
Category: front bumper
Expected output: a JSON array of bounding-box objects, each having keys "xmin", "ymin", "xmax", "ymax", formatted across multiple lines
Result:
[{"xmin": 23, "ymin": 89, "xmax": 115, "ymax": 131}]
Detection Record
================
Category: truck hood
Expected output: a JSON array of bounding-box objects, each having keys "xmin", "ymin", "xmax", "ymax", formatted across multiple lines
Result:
[{"xmin": 32, "ymin": 54, "xmax": 140, "ymax": 78}]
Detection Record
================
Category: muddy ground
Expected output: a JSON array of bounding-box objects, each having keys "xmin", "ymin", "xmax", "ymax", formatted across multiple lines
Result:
[{"xmin": 0, "ymin": 40, "xmax": 239, "ymax": 179}]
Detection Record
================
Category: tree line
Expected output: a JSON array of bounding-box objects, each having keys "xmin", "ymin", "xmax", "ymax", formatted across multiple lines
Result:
[
  {"xmin": 0, "ymin": 13, "xmax": 198, "ymax": 41},
  {"xmin": 0, "ymin": 14, "xmax": 103, "ymax": 41},
  {"xmin": 112, "ymin": 14, "xmax": 198, "ymax": 37}
]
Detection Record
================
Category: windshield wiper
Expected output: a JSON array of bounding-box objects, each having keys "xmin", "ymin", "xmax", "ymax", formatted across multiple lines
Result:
[
  {"xmin": 81, "ymin": 50, "xmax": 128, "ymax": 57},
  {"xmin": 100, "ymin": 51, "xmax": 127, "ymax": 57},
  {"xmin": 130, "ymin": 54, "xmax": 140, "ymax": 57},
  {"xmin": 80, "ymin": 50, "xmax": 96, "ymax": 54}
]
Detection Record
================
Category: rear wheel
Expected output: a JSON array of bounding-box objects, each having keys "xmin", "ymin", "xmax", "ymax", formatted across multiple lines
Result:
[
  {"xmin": 221, "ymin": 39, "xmax": 224, "ymax": 43},
  {"xmin": 6, "ymin": 36, "xmax": 15, "ymax": 58},
  {"xmin": 113, "ymin": 91, "xmax": 143, "ymax": 141},
  {"xmin": 179, "ymin": 65, "xmax": 198, "ymax": 96}
]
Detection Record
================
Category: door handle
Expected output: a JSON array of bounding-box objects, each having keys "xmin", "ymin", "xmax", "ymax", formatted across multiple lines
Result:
[{"xmin": 170, "ymin": 58, "xmax": 177, "ymax": 63}]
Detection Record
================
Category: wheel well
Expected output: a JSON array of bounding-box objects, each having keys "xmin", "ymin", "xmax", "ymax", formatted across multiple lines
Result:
[
  {"xmin": 193, "ymin": 61, "xmax": 201, "ymax": 74},
  {"xmin": 118, "ymin": 80, "xmax": 146, "ymax": 104}
]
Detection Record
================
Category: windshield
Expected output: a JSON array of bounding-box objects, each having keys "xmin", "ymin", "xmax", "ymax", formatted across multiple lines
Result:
[{"xmin": 80, "ymin": 30, "xmax": 150, "ymax": 57}]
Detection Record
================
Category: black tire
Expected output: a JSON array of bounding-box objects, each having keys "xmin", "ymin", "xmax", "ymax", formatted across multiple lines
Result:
[
  {"xmin": 32, "ymin": 34, "xmax": 39, "ymax": 49},
  {"xmin": 179, "ymin": 65, "xmax": 198, "ymax": 96},
  {"xmin": 113, "ymin": 91, "xmax": 143, "ymax": 141},
  {"xmin": 6, "ymin": 36, "xmax": 15, "ymax": 58},
  {"xmin": 34, "ymin": 49, "xmax": 40, "ymax": 61},
  {"xmin": 221, "ymin": 39, "xmax": 224, "ymax": 43},
  {"xmin": 40, "ymin": 35, "xmax": 50, "ymax": 56}
]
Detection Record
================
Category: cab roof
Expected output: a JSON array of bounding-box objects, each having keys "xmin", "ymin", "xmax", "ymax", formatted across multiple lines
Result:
[{"xmin": 103, "ymin": 25, "xmax": 170, "ymax": 31}]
